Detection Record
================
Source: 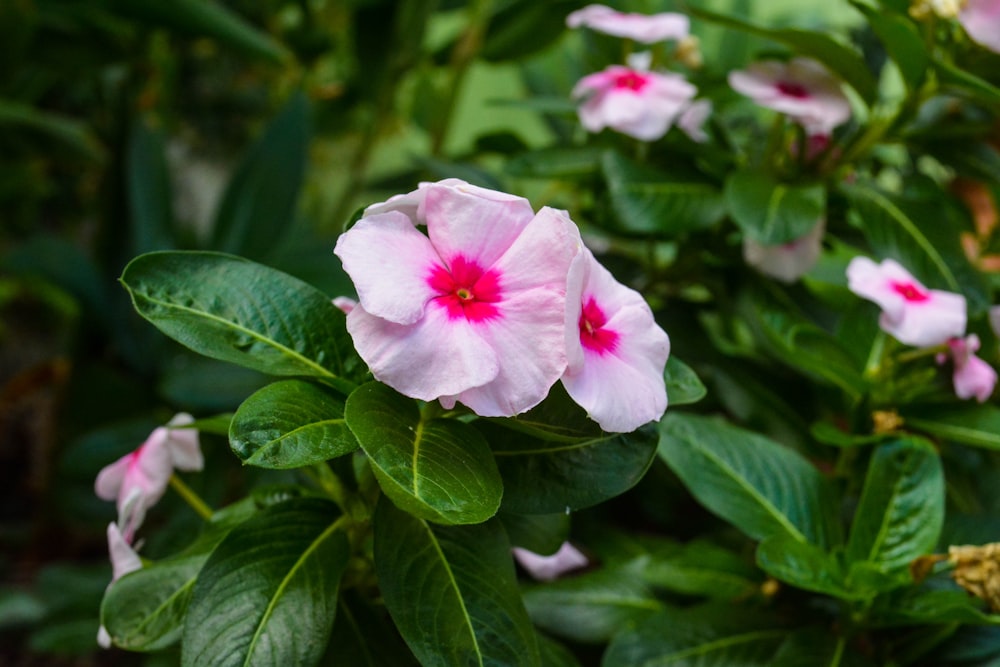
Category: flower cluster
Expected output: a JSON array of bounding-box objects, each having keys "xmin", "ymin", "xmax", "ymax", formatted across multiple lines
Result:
[
  {"xmin": 847, "ymin": 257, "xmax": 997, "ymax": 402},
  {"xmin": 334, "ymin": 179, "xmax": 670, "ymax": 432},
  {"xmin": 566, "ymin": 5, "xmax": 710, "ymax": 143}
]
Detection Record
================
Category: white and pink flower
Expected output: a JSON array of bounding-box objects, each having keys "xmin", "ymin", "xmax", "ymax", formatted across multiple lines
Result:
[
  {"xmin": 959, "ymin": 0, "xmax": 1000, "ymax": 54},
  {"xmin": 728, "ymin": 57, "xmax": 851, "ymax": 136},
  {"xmin": 95, "ymin": 413, "xmax": 202, "ymax": 540},
  {"xmin": 513, "ymin": 542, "xmax": 589, "ymax": 582},
  {"xmin": 743, "ymin": 219, "xmax": 825, "ymax": 283},
  {"xmin": 335, "ymin": 180, "xmax": 582, "ymax": 417},
  {"xmin": 97, "ymin": 521, "xmax": 144, "ymax": 648},
  {"xmin": 846, "ymin": 257, "xmax": 967, "ymax": 348},
  {"xmin": 562, "ymin": 248, "xmax": 670, "ymax": 433},
  {"xmin": 566, "ymin": 4, "xmax": 689, "ymax": 43},
  {"xmin": 573, "ymin": 53, "xmax": 697, "ymax": 141},
  {"xmin": 937, "ymin": 334, "xmax": 998, "ymax": 402}
]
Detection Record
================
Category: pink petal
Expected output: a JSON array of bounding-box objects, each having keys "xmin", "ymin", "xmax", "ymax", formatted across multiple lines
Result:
[
  {"xmin": 95, "ymin": 456, "xmax": 129, "ymax": 502},
  {"xmin": 729, "ymin": 58, "xmax": 850, "ymax": 134},
  {"xmin": 947, "ymin": 334, "xmax": 998, "ymax": 402},
  {"xmin": 513, "ymin": 542, "xmax": 589, "ymax": 581},
  {"xmin": 678, "ymin": 99, "xmax": 712, "ymax": 143},
  {"xmin": 743, "ymin": 219, "xmax": 825, "ymax": 283},
  {"xmin": 334, "ymin": 210, "xmax": 442, "ymax": 325},
  {"xmin": 960, "ymin": 0, "xmax": 1000, "ymax": 53},
  {"xmin": 165, "ymin": 413, "xmax": 202, "ymax": 472},
  {"xmin": 107, "ymin": 522, "xmax": 143, "ymax": 582},
  {"xmin": 562, "ymin": 250, "xmax": 670, "ymax": 432},
  {"xmin": 332, "ymin": 296, "xmax": 357, "ymax": 314},
  {"xmin": 574, "ymin": 67, "xmax": 696, "ymax": 141},
  {"xmin": 566, "ymin": 4, "xmax": 689, "ymax": 43},
  {"xmin": 120, "ymin": 428, "xmax": 174, "ymax": 512},
  {"xmin": 346, "ymin": 304, "xmax": 500, "ymax": 401}
]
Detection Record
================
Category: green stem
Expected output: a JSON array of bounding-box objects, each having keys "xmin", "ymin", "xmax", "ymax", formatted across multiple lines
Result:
[
  {"xmin": 310, "ymin": 463, "xmax": 351, "ymax": 511},
  {"xmin": 896, "ymin": 343, "xmax": 949, "ymax": 364},
  {"xmin": 169, "ymin": 475, "xmax": 213, "ymax": 521},
  {"xmin": 829, "ymin": 635, "xmax": 846, "ymax": 667}
]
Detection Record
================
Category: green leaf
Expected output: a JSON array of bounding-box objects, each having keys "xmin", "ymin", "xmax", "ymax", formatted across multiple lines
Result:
[
  {"xmin": 538, "ymin": 635, "xmax": 581, "ymax": 667},
  {"xmin": 182, "ymin": 498, "xmax": 349, "ymax": 667},
  {"xmin": 323, "ymin": 591, "xmax": 419, "ymax": 667},
  {"xmin": 688, "ymin": 6, "xmax": 878, "ymax": 104},
  {"xmin": 127, "ymin": 118, "xmax": 174, "ymax": 255},
  {"xmin": 211, "ymin": 91, "xmax": 309, "ymax": 261},
  {"xmin": 345, "ymin": 383, "xmax": 503, "ymax": 525},
  {"xmin": 872, "ymin": 588, "xmax": 1000, "ymax": 626},
  {"xmin": 485, "ymin": 421, "xmax": 658, "ymax": 514},
  {"xmin": 845, "ymin": 438, "xmax": 944, "ymax": 574},
  {"xmin": 0, "ymin": 97, "xmax": 104, "ymax": 160},
  {"xmin": 120, "ymin": 251, "xmax": 359, "ymax": 388},
  {"xmin": 505, "ymin": 146, "xmax": 604, "ymax": 179},
  {"xmin": 480, "ymin": 0, "xmax": 579, "ymax": 62},
  {"xmin": 501, "ymin": 512, "xmax": 571, "ymax": 556},
  {"xmin": 230, "ymin": 380, "xmax": 359, "ymax": 469},
  {"xmin": 602, "ymin": 604, "xmax": 786, "ymax": 667},
  {"xmin": 522, "ymin": 561, "xmax": 662, "ymax": 644},
  {"xmin": 659, "ymin": 413, "xmax": 841, "ymax": 547},
  {"xmin": 373, "ymin": 498, "xmax": 540, "ymax": 666},
  {"xmin": 110, "ymin": 0, "xmax": 289, "ymax": 64},
  {"xmin": 935, "ymin": 59, "xmax": 1000, "ymax": 106},
  {"xmin": 641, "ymin": 540, "xmax": 761, "ymax": 600},
  {"xmin": 903, "ymin": 404, "xmax": 1000, "ymax": 450},
  {"xmin": 854, "ymin": 4, "xmax": 928, "ymax": 92},
  {"xmin": 756, "ymin": 536, "xmax": 858, "ymax": 600},
  {"xmin": 603, "ymin": 151, "xmax": 727, "ymax": 236},
  {"xmin": 724, "ymin": 171, "xmax": 826, "ymax": 245},
  {"xmin": 664, "ymin": 356, "xmax": 707, "ymax": 406}
]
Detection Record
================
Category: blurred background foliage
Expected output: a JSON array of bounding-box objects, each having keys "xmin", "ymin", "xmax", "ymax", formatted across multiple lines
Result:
[{"xmin": 1, "ymin": 0, "xmax": 978, "ymax": 664}]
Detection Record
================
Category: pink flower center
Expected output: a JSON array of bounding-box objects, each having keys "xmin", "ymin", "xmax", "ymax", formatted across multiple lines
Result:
[
  {"xmin": 428, "ymin": 256, "xmax": 502, "ymax": 322},
  {"xmin": 579, "ymin": 297, "xmax": 619, "ymax": 354},
  {"xmin": 891, "ymin": 281, "xmax": 929, "ymax": 302},
  {"xmin": 776, "ymin": 81, "xmax": 810, "ymax": 99},
  {"xmin": 613, "ymin": 70, "xmax": 649, "ymax": 92}
]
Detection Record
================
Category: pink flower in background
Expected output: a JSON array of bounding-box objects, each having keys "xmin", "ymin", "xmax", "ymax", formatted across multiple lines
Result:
[
  {"xmin": 937, "ymin": 335, "xmax": 998, "ymax": 402},
  {"xmin": 728, "ymin": 57, "xmax": 851, "ymax": 136},
  {"xmin": 95, "ymin": 413, "xmax": 202, "ymax": 540},
  {"xmin": 561, "ymin": 248, "xmax": 670, "ymax": 432},
  {"xmin": 332, "ymin": 296, "xmax": 357, "ymax": 314},
  {"xmin": 573, "ymin": 53, "xmax": 697, "ymax": 141},
  {"xmin": 743, "ymin": 219, "xmax": 825, "ymax": 283},
  {"xmin": 513, "ymin": 542, "xmax": 589, "ymax": 582},
  {"xmin": 97, "ymin": 522, "xmax": 144, "ymax": 648},
  {"xmin": 335, "ymin": 180, "xmax": 582, "ymax": 417},
  {"xmin": 959, "ymin": 0, "xmax": 1000, "ymax": 53},
  {"xmin": 846, "ymin": 257, "xmax": 967, "ymax": 347},
  {"xmin": 566, "ymin": 4, "xmax": 689, "ymax": 43},
  {"xmin": 677, "ymin": 99, "xmax": 713, "ymax": 143}
]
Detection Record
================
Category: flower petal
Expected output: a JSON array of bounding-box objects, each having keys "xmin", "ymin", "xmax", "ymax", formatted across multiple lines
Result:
[
  {"xmin": 95, "ymin": 455, "xmax": 129, "ymax": 502},
  {"xmin": 107, "ymin": 522, "xmax": 143, "ymax": 582},
  {"xmin": 165, "ymin": 413, "xmax": 202, "ymax": 472},
  {"xmin": 513, "ymin": 542, "xmax": 589, "ymax": 582},
  {"xmin": 960, "ymin": 0, "xmax": 1000, "ymax": 53},
  {"xmin": 334, "ymin": 210, "xmax": 442, "ymax": 325}
]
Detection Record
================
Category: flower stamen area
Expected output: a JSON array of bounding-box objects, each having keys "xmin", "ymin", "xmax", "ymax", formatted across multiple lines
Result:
[
  {"xmin": 579, "ymin": 297, "xmax": 619, "ymax": 354},
  {"xmin": 614, "ymin": 70, "xmax": 649, "ymax": 92},
  {"xmin": 428, "ymin": 256, "xmax": 502, "ymax": 321},
  {"xmin": 891, "ymin": 281, "xmax": 929, "ymax": 302},
  {"xmin": 776, "ymin": 81, "xmax": 810, "ymax": 99}
]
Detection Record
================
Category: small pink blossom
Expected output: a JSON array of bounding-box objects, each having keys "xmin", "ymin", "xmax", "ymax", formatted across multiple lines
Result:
[
  {"xmin": 335, "ymin": 180, "xmax": 582, "ymax": 417},
  {"xmin": 513, "ymin": 542, "xmax": 589, "ymax": 582},
  {"xmin": 573, "ymin": 55, "xmax": 697, "ymax": 141},
  {"xmin": 97, "ymin": 521, "xmax": 143, "ymax": 648},
  {"xmin": 959, "ymin": 0, "xmax": 1000, "ymax": 54},
  {"xmin": 846, "ymin": 257, "xmax": 967, "ymax": 347},
  {"xmin": 332, "ymin": 296, "xmax": 357, "ymax": 314},
  {"xmin": 937, "ymin": 335, "xmax": 998, "ymax": 402},
  {"xmin": 562, "ymin": 248, "xmax": 670, "ymax": 432},
  {"xmin": 743, "ymin": 219, "xmax": 825, "ymax": 283},
  {"xmin": 677, "ymin": 99, "xmax": 713, "ymax": 143},
  {"xmin": 728, "ymin": 57, "xmax": 851, "ymax": 136},
  {"xmin": 95, "ymin": 413, "xmax": 202, "ymax": 540},
  {"xmin": 566, "ymin": 4, "xmax": 689, "ymax": 43}
]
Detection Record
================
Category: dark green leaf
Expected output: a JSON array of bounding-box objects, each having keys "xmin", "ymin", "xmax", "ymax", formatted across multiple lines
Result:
[
  {"xmin": 936, "ymin": 59, "xmax": 1000, "ymax": 106},
  {"xmin": 127, "ymin": 118, "xmax": 174, "ymax": 254},
  {"xmin": 756, "ymin": 536, "xmax": 857, "ymax": 600},
  {"xmin": 603, "ymin": 151, "xmax": 727, "ymax": 236},
  {"xmin": 505, "ymin": 146, "xmax": 604, "ymax": 179},
  {"xmin": 0, "ymin": 97, "xmax": 104, "ymax": 160},
  {"xmin": 480, "ymin": 0, "xmax": 579, "ymax": 62},
  {"xmin": 725, "ymin": 170, "xmax": 826, "ymax": 245},
  {"xmin": 659, "ymin": 413, "xmax": 841, "ymax": 547},
  {"xmin": 523, "ymin": 560, "xmax": 661, "ymax": 644},
  {"xmin": 904, "ymin": 404, "xmax": 1000, "ymax": 450},
  {"xmin": 641, "ymin": 540, "xmax": 761, "ymax": 600},
  {"xmin": 845, "ymin": 438, "xmax": 944, "ymax": 573},
  {"xmin": 664, "ymin": 356, "xmax": 707, "ymax": 406},
  {"xmin": 854, "ymin": 4, "xmax": 928, "ymax": 91},
  {"xmin": 230, "ymin": 380, "xmax": 359, "ymax": 469},
  {"xmin": 374, "ymin": 498, "xmax": 540, "ymax": 666},
  {"xmin": 182, "ymin": 498, "xmax": 349, "ymax": 667},
  {"xmin": 120, "ymin": 251, "xmax": 358, "ymax": 388},
  {"xmin": 501, "ymin": 512, "xmax": 571, "ymax": 556},
  {"xmin": 872, "ymin": 587, "xmax": 1000, "ymax": 626},
  {"xmin": 345, "ymin": 383, "xmax": 503, "ymax": 525},
  {"xmin": 110, "ymin": 0, "xmax": 289, "ymax": 64},
  {"xmin": 688, "ymin": 6, "xmax": 878, "ymax": 103},
  {"xmin": 211, "ymin": 91, "xmax": 309, "ymax": 261},
  {"xmin": 539, "ymin": 634, "xmax": 582, "ymax": 667},
  {"xmin": 323, "ymin": 591, "xmax": 419, "ymax": 667}
]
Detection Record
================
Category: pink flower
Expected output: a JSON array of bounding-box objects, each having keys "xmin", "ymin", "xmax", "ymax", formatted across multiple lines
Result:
[
  {"xmin": 566, "ymin": 4, "xmax": 689, "ymax": 43},
  {"xmin": 95, "ymin": 413, "xmax": 202, "ymax": 540},
  {"xmin": 561, "ymin": 248, "xmax": 670, "ymax": 432},
  {"xmin": 334, "ymin": 180, "xmax": 583, "ymax": 417},
  {"xmin": 513, "ymin": 542, "xmax": 589, "ymax": 582},
  {"xmin": 743, "ymin": 219, "xmax": 825, "ymax": 283},
  {"xmin": 677, "ymin": 99, "xmax": 712, "ymax": 143},
  {"xmin": 959, "ymin": 0, "xmax": 1000, "ymax": 53},
  {"xmin": 573, "ymin": 54, "xmax": 697, "ymax": 141},
  {"xmin": 332, "ymin": 296, "xmax": 357, "ymax": 314},
  {"xmin": 728, "ymin": 57, "xmax": 851, "ymax": 136},
  {"xmin": 846, "ymin": 257, "xmax": 967, "ymax": 347},
  {"xmin": 937, "ymin": 335, "xmax": 998, "ymax": 402},
  {"xmin": 97, "ymin": 521, "xmax": 143, "ymax": 648}
]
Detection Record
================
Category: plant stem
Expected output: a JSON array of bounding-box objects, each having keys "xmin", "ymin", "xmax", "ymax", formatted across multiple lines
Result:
[{"xmin": 169, "ymin": 475, "xmax": 213, "ymax": 521}]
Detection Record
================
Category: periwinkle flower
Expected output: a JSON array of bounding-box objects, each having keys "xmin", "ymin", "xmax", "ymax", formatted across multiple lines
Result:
[
  {"xmin": 566, "ymin": 4, "xmax": 689, "ymax": 43},
  {"xmin": 959, "ymin": 0, "xmax": 1000, "ymax": 53},
  {"xmin": 513, "ymin": 542, "xmax": 589, "ymax": 582},
  {"xmin": 938, "ymin": 334, "xmax": 998, "ymax": 402},
  {"xmin": 743, "ymin": 219, "xmax": 825, "ymax": 283}
]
